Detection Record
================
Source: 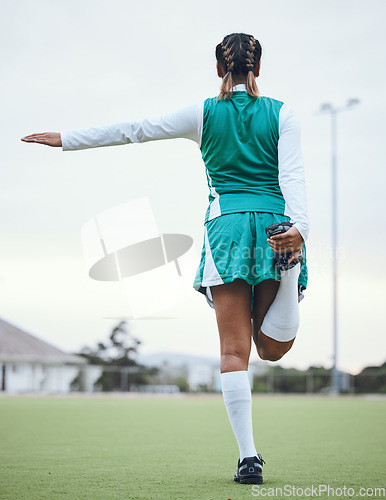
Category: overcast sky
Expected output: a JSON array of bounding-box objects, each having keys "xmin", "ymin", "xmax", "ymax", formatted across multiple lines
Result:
[{"xmin": 1, "ymin": 0, "xmax": 385, "ymax": 373}]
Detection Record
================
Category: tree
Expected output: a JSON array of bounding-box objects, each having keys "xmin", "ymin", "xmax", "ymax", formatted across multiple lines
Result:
[
  {"xmin": 80, "ymin": 321, "xmax": 140, "ymax": 366},
  {"xmin": 78, "ymin": 321, "xmax": 158, "ymax": 391},
  {"xmin": 354, "ymin": 361, "xmax": 386, "ymax": 394}
]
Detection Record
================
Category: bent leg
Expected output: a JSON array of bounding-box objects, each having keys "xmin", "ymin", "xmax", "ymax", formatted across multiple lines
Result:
[
  {"xmin": 255, "ymin": 331, "xmax": 295, "ymax": 362},
  {"xmin": 252, "ymin": 267, "xmax": 300, "ymax": 361}
]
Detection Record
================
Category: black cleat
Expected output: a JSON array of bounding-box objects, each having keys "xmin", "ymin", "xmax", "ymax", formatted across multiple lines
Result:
[
  {"xmin": 265, "ymin": 221, "xmax": 303, "ymax": 271},
  {"xmin": 234, "ymin": 454, "xmax": 265, "ymax": 485}
]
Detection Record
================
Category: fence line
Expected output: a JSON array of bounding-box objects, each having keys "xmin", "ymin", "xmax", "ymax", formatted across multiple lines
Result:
[
  {"xmin": 253, "ymin": 370, "xmax": 386, "ymax": 394},
  {"xmin": 82, "ymin": 365, "xmax": 386, "ymax": 394}
]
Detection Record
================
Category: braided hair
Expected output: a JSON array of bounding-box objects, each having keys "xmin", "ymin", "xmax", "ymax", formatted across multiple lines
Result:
[{"xmin": 215, "ymin": 33, "xmax": 262, "ymax": 100}]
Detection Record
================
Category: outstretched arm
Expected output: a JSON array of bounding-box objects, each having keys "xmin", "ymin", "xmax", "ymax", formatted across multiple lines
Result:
[
  {"xmin": 21, "ymin": 133, "xmax": 62, "ymax": 147},
  {"xmin": 21, "ymin": 102, "xmax": 204, "ymax": 151}
]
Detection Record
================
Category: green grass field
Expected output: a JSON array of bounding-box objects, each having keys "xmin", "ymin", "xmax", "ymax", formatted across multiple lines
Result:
[{"xmin": 0, "ymin": 395, "xmax": 385, "ymax": 499}]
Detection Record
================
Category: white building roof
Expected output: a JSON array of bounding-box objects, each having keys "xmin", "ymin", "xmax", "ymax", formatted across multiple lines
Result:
[{"xmin": 0, "ymin": 317, "xmax": 87, "ymax": 365}]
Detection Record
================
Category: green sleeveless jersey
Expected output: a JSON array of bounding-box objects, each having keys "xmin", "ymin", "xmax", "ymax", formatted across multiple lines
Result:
[
  {"xmin": 62, "ymin": 89, "xmax": 308, "ymax": 241},
  {"xmin": 200, "ymin": 93, "xmax": 285, "ymax": 222}
]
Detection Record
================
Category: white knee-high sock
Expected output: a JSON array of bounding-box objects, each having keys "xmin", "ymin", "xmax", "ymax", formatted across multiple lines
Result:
[
  {"xmin": 221, "ymin": 370, "xmax": 257, "ymax": 461},
  {"xmin": 261, "ymin": 263, "xmax": 301, "ymax": 342}
]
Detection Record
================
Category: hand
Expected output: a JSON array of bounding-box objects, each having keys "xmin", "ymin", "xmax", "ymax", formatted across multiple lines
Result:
[
  {"xmin": 267, "ymin": 226, "xmax": 303, "ymax": 265},
  {"xmin": 21, "ymin": 132, "xmax": 62, "ymax": 147}
]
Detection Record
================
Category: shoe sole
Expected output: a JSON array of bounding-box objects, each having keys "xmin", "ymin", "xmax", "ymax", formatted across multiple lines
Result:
[
  {"xmin": 275, "ymin": 252, "xmax": 303, "ymax": 271},
  {"xmin": 234, "ymin": 475, "xmax": 263, "ymax": 485}
]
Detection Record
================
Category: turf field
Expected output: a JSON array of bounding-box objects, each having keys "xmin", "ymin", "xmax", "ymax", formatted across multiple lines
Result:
[{"xmin": 0, "ymin": 395, "xmax": 385, "ymax": 499}]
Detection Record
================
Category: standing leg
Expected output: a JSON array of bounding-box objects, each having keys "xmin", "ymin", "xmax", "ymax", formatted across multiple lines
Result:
[
  {"xmin": 211, "ymin": 279, "xmax": 257, "ymax": 461},
  {"xmin": 211, "ymin": 279, "xmax": 252, "ymax": 374}
]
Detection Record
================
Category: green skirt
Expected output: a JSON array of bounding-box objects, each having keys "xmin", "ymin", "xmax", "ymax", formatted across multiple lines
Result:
[{"xmin": 193, "ymin": 212, "xmax": 308, "ymax": 307}]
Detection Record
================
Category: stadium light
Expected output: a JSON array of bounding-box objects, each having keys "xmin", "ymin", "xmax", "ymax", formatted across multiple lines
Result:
[{"xmin": 318, "ymin": 99, "xmax": 360, "ymax": 394}]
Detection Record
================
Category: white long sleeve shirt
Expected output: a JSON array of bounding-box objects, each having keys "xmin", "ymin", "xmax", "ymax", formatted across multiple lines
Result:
[{"xmin": 61, "ymin": 85, "xmax": 309, "ymax": 240}]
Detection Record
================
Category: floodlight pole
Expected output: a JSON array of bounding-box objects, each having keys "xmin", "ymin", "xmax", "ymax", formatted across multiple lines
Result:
[{"xmin": 319, "ymin": 99, "xmax": 359, "ymax": 395}]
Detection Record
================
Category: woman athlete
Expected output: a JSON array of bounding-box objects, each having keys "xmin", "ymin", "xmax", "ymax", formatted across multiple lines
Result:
[{"xmin": 22, "ymin": 33, "xmax": 309, "ymax": 485}]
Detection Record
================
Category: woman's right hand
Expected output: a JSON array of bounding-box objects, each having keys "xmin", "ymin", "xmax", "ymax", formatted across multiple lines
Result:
[
  {"xmin": 267, "ymin": 226, "xmax": 303, "ymax": 264},
  {"xmin": 21, "ymin": 132, "xmax": 62, "ymax": 147}
]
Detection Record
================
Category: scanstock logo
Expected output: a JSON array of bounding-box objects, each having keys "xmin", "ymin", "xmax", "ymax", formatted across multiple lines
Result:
[{"xmin": 81, "ymin": 197, "xmax": 197, "ymax": 318}]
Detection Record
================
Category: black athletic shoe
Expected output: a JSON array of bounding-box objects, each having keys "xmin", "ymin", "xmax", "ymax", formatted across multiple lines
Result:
[
  {"xmin": 265, "ymin": 221, "xmax": 303, "ymax": 271},
  {"xmin": 234, "ymin": 454, "xmax": 265, "ymax": 485}
]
